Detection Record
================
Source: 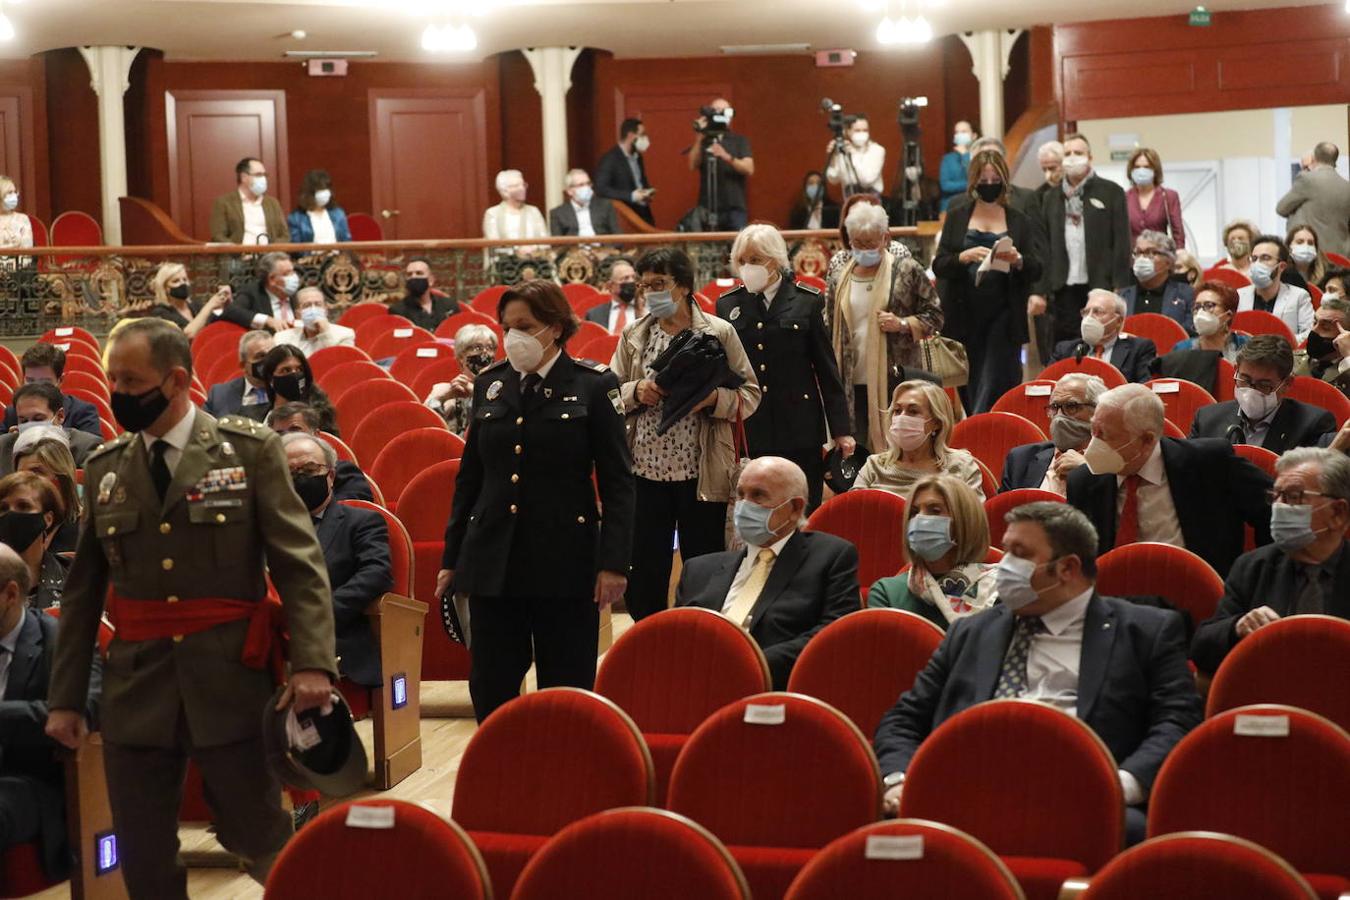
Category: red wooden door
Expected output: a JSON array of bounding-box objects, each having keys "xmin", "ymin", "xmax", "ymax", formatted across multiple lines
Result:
[
  {"xmin": 612, "ymin": 83, "xmax": 731, "ymax": 231},
  {"xmin": 369, "ymin": 89, "xmax": 488, "ymax": 240},
  {"xmin": 166, "ymin": 90, "xmax": 290, "ymax": 241},
  {"xmin": 0, "ymin": 87, "xmax": 39, "ymax": 222}
]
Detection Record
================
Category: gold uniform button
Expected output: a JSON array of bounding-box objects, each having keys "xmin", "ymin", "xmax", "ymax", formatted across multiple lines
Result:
[
  {"xmin": 793, "ymin": 323, "xmax": 800, "ymax": 330},
  {"xmin": 762, "ymin": 385, "xmax": 769, "ymax": 393},
  {"xmin": 577, "ymin": 516, "xmax": 586, "ymax": 524},
  {"xmin": 106, "ymin": 526, "xmax": 115, "ymax": 536},
  {"xmin": 756, "ymin": 344, "xmax": 764, "ymax": 350},
  {"xmin": 759, "ymin": 364, "xmax": 766, "ymax": 372},
  {"xmin": 561, "ymin": 413, "xmax": 569, "ymax": 419},
  {"xmin": 803, "ymin": 394, "xmax": 810, "ymax": 400},
  {"xmin": 509, "ymin": 504, "xmax": 518, "ymax": 514},
  {"xmin": 162, "ymin": 558, "xmax": 174, "ymax": 571},
  {"xmin": 215, "ymin": 514, "xmax": 226, "ymax": 524},
  {"xmin": 516, "ymin": 417, "xmax": 524, "ymax": 425},
  {"xmin": 159, "ymin": 522, "xmax": 171, "ymax": 535},
  {"xmin": 756, "ymin": 322, "xmax": 764, "ymax": 330},
  {"xmin": 511, "ymin": 474, "xmax": 519, "ymax": 483},
  {"xmin": 173, "ymin": 635, "xmax": 184, "ymax": 643},
  {"xmin": 514, "ymin": 445, "xmax": 523, "ymax": 455}
]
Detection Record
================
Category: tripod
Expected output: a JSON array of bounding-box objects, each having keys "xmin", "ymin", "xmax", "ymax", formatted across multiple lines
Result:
[
  {"xmin": 702, "ymin": 133, "xmax": 723, "ymax": 231},
  {"xmin": 825, "ymin": 134, "xmax": 867, "ymax": 199}
]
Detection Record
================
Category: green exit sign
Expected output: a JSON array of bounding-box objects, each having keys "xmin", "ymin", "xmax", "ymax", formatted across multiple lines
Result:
[{"xmin": 1189, "ymin": 6, "xmax": 1211, "ymax": 26}]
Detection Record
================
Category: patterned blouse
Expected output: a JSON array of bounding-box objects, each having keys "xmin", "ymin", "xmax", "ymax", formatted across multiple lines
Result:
[{"xmin": 631, "ymin": 326, "xmax": 700, "ymax": 482}]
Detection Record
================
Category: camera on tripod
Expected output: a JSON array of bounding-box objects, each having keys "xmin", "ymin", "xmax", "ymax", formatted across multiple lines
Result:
[
  {"xmin": 693, "ymin": 105, "xmax": 732, "ymax": 137},
  {"xmin": 820, "ymin": 98, "xmax": 848, "ymax": 138}
]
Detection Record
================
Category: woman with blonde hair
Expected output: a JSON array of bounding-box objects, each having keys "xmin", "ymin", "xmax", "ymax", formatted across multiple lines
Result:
[
  {"xmin": 866, "ymin": 474, "xmax": 997, "ymax": 629},
  {"xmin": 854, "ymin": 379, "xmax": 985, "ymax": 499},
  {"xmin": 1172, "ymin": 249, "xmax": 1203, "ymax": 289},
  {"xmin": 137, "ymin": 262, "xmax": 231, "ymax": 339},
  {"xmin": 0, "ymin": 174, "xmax": 32, "ymax": 252}
]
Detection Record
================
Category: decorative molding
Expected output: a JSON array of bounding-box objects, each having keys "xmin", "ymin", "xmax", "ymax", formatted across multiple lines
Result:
[{"xmin": 77, "ymin": 45, "xmax": 141, "ymax": 98}]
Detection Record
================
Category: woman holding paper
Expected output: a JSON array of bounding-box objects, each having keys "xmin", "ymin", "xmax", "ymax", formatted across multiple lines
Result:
[{"xmin": 932, "ymin": 148, "xmax": 1044, "ymax": 413}]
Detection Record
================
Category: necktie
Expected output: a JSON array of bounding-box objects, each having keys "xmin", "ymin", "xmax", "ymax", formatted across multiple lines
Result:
[
  {"xmin": 521, "ymin": 373, "xmax": 542, "ymax": 397},
  {"xmin": 1294, "ymin": 566, "xmax": 1326, "ymax": 615},
  {"xmin": 279, "ymin": 298, "xmax": 294, "ymax": 326},
  {"xmin": 150, "ymin": 439, "xmax": 172, "ymax": 502},
  {"xmin": 725, "ymin": 548, "xmax": 775, "ymax": 629},
  {"xmin": 993, "ymin": 615, "xmax": 1046, "ymax": 698},
  {"xmin": 613, "ymin": 303, "xmax": 628, "ymax": 333},
  {"xmin": 1093, "ymin": 344, "xmax": 1105, "ymax": 359},
  {"xmin": 1115, "ymin": 473, "xmax": 1141, "ymax": 548}
]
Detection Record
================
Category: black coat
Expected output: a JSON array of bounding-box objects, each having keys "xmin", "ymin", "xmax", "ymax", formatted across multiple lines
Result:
[
  {"xmin": 595, "ymin": 144, "xmax": 654, "ymax": 225},
  {"xmin": 316, "ymin": 503, "xmax": 393, "ymax": 686},
  {"xmin": 1051, "ymin": 335, "xmax": 1158, "ymax": 384},
  {"xmin": 675, "ymin": 530, "xmax": 859, "ymax": 690},
  {"xmin": 548, "ymin": 198, "xmax": 620, "ymax": 237},
  {"xmin": 217, "ymin": 280, "xmax": 278, "ymax": 330},
  {"xmin": 1119, "ymin": 280, "xmax": 1195, "ymax": 334},
  {"xmin": 1066, "ymin": 437, "xmax": 1273, "ymax": 577},
  {"xmin": 1191, "ymin": 541, "xmax": 1350, "ymax": 674},
  {"xmin": 2, "ymin": 611, "xmax": 102, "ymax": 879},
  {"xmin": 0, "ymin": 394, "xmax": 101, "ymax": 437},
  {"xmin": 999, "ymin": 440, "xmax": 1056, "ymax": 493},
  {"xmin": 1188, "ymin": 398, "xmax": 1336, "ymax": 455},
  {"xmin": 444, "ymin": 354, "xmax": 635, "ymax": 599},
  {"xmin": 874, "ymin": 595, "xmax": 1202, "ymax": 794},
  {"xmin": 332, "ymin": 460, "xmax": 375, "ymax": 503},
  {"xmin": 931, "ymin": 202, "xmax": 1045, "ymax": 346},
  {"xmin": 393, "ymin": 291, "xmax": 460, "ymax": 332},
  {"xmin": 718, "ymin": 277, "xmax": 850, "ymax": 452},
  {"xmin": 1036, "ymin": 174, "xmax": 1133, "ymax": 294}
]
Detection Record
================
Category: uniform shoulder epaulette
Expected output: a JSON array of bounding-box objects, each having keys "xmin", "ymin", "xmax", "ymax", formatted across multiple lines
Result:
[
  {"xmin": 794, "ymin": 280, "xmax": 822, "ymax": 295},
  {"xmin": 575, "ymin": 358, "xmax": 610, "ymax": 373},
  {"xmin": 86, "ymin": 431, "xmax": 132, "ymax": 461},
  {"xmin": 218, "ymin": 416, "xmax": 269, "ymax": 439},
  {"xmin": 720, "ymin": 284, "xmax": 749, "ymax": 298},
  {"xmin": 479, "ymin": 358, "xmax": 510, "ymax": 375}
]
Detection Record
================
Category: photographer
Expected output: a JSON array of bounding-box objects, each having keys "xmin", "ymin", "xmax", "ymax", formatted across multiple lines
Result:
[
  {"xmin": 825, "ymin": 113, "xmax": 885, "ymax": 196},
  {"xmin": 685, "ymin": 98, "xmax": 754, "ymax": 231}
]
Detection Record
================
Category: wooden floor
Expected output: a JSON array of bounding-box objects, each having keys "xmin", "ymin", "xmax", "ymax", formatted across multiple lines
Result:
[{"xmin": 34, "ymin": 613, "xmax": 637, "ymax": 900}]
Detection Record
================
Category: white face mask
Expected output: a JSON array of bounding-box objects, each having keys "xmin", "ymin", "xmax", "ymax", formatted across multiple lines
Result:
[
  {"xmin": 633, "ymin": 135, "xmax": 650, "ymax": 154},
  {"xmin": 301, "ymin": 306, "xmax": 327, "ymax": 327},
  {"xmin": 250, "ymin": 175, "xmax": 268, "ymax": 197},
  {"xmin": 1062, "ymin": 153, "xmax": 1089, "ymax": 176},
  {"xmin": 1084, "ymin": 435, "xmax": 1139, "ymax": 476},
  {"xmin": 1290, "ymin": 244, "xmax": 1317, "ymax": 264},
  {"xmin": 1, "ymin": 192, "xmax": 18, "ymax": 211},
  {"xmin": 1132, "ymin": 256, "xmax": 1156, "ymax": 281},
  {"xmin": 850, "ymin": 131, "xmax": 870, "ymax": 148},
  {"xmin": 740, "ymin": 264, "xmax": 771, "ymax": 295},
  {"xmin": 995, "ymin": 554, "xmax": 1057, "ymax": 611},
  {"xmin": 888, "ymin": 413, "xmax": 931, "ymax": 452},
  {"xmin": 1235, "ymin": 385, "xmax": 1281, "ymax": 422},
  {"xmin": 1080, "ymin": 314, "xmax": 1107, "ymax": 346},
  {"xmin": 313, "ymin": 189, "xmax": 332, "ymax": 208},
  {"xmin": 504, "ymin": 325, "xmax": 549, "ymax": 373},
  {"xmin": 1193, "ymin": 309, "xmax": 1223, "ymax": 337}
]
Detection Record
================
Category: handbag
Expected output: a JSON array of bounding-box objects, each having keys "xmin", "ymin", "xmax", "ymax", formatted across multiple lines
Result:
[
  {"xmin": 919, "ymin": 332, "xmax": 970, "ymax": 388},
  {"xmin": 725, "ymin": 396, "xmax": 751, "ymax": 551}
]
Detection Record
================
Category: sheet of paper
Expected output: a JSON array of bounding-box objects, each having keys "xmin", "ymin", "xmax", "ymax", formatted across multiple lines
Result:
[{"xmin": 975, "ymin": 237, "xmax": 1013, "ymax": 286}]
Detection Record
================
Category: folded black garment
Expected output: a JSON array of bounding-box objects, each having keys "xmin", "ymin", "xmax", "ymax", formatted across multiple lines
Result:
[{"xmin": 650, "ymin": 329, "xmax": 745, "ymax": 434}]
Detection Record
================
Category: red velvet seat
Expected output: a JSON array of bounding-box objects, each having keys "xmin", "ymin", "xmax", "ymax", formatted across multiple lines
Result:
[
  {"xmin": 561, "ymin": 281, "xmax": 605, "ymax": 314},
  {"xmin": 1039, "ymin": 356, "xmax": 1127, "ymax": 389},
  {"xmin": 316, "ymin": 359, "xmax": 389, "ymax": 400},
  {"xmin": 1095, "ymin": 541, "xmax": 1224, "ymax": 626},
  {"xmin": 40, "ymin": 326, "xmax": 99, "ymax": 352},
  {"xmin": 899, "ymin": 700, "xmax": 1124, "ymax": 900},
  {"xmin": 786, "ymin": 609, "xmax": 942, "ymax": 739},
  {"xmin": 1232, "ymin": 443, "xmax": 1278, "ymax": 552},
  {"xmin": 594, "ymin": 607, "xmax": 771, "ymax": 805},
  {"xmin": 1081, "ymin": 832, "xmax": 1317, "ymax": 899},
  {"xmin": 1143, "ymin": 378, "xmax": 1215, "ymax": 434},
  {"xmin": 353, "ymin": 314, "xmax": 415, "ymax": 353},
  {"xmin": 191, "ymin": 323, "xmax": 249, "ymax": 378},
  {"xmin": 61, "ymin": 370, "xmax": 110, "ymax": 401},
  {"xmin": 389, "ymin": 340, "xmax": 454, "ymax": 387},
  {"xmin": 1148, "ymin": 705, "xmax": 1350, "ymax": 899},
  {"xmin": 990, "ymin": 379, "xmax": 1056, "ymax": 432},
  {"xmin": 667, "ymin": 692, "xmax": 881, "ymax": 900},
  {"xmin": 336, "ymin": 301, "xmax": 393, "ymax": 328},
  {"xmin": 984, "ymin": 488, "xmax": 1065, "ymax": 547},
  {"xmin": 575, "ymin": 333, "xmax": 621, "ymax": 365},
  {"xmin": 452, "ymin": 688, "xmax": 654, "ymax": 898},
  {"xmin": 0, "ymin": 841, "xmax": 60, "ymax": 898},
  {"xmin": 203, "ymin": 351, "xmax": 244, "ymax": 390},
  {"xmin": 265, "ymin": 799, "xmax": 490, "ymax": 900},
  {"xmin": 349, "ymin": 401, "xmax": 447, "ymax": 469},
  {"xmin": 512, "ymin": 807, "xmax": 750, "ymax": 900},
  {"xmin": 53, "ymin": 340, "xmax": 101, "ymax": 364},
  {"xmin": 409, "ymin": 356, "xmax": 464, "ymax": 401},
  {"xmin": 784, "ymin": 819, "xmax": 1025, "ymax": 900},
  {"xmin": 698, "ymin": 278, "xmax": 741, "ymax": 300},
  {"xmin": 1206, "ymin": 615, "xmax": 1350, "ymax": 733},
  {"xmin": 434, "ymin": 307, "xmax": 495, "ymax": 339},
  {"xmin": 469, "ymin": 285, "xmax": 509, "ymax": 316},
  {"xmin": 394, "ymin": 459, "xmax": 469, "ymax": 680},
  {"xmin": 1123, "ymin": 313, "xmax": 1188, "ymax": 355},
  {"xmin": 62, "ymin": 353, "xmax": 109, "ymax": 385},
  {"xmin": 1211, "ymin": 357, "xmax": 1237, "ymax": 401},
  {"xmin": 796, "ymin": 274, "xmax": 827, "ymax": 293},
  {"xmin": 805, "ymin": 489, "xmax": 907, "ymax": 603},
  {"xmin": 345, "ymin": 212, "xmax": 384, "ymax": 242},
  {"xmin": 367, "ymin": 327, "xmax": 437, "ymax": 362},
  {"xmin": 333, "ymin": 379, "xmax": 418, "ymax": 436},
  {"xmin": 65, "ymin": 387, "xmax": 113, "ymax": 424},
  {"xmin": 1232, "ymin": 309, "xmax": 1296, "ymax": 344},
  {"xmin": 308, "ymin": 344, "xmax": 373, "ymax": 382},
  {"xmin": 573, "ymin": 320, "xmax": 609, "ymax": 347},
  {"xmin": 368, "ymin": 428, "xmax": 465, "ymax": 512},
  {"xmin": 951, "ymin": 412, "xmax": 1048, "ymax": 480},
  {"xmin": 1285, "ymin": 375, "xmax": 1350, "ymax": 428}
]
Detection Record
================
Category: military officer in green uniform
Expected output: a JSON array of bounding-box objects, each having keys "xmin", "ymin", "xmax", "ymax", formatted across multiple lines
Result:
[{"xmin": 45, "ymin": 318, "xmax": 336, "ymax": 899}]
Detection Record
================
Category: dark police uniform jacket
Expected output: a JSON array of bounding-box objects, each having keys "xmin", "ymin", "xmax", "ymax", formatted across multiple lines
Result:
[
  {"xmin": 443, "ymin": 353, "xmax": 635, "ymax": 599},
  {"xmin": 716, "ymin": 275, "xmax": 850, "ymax": 453}
]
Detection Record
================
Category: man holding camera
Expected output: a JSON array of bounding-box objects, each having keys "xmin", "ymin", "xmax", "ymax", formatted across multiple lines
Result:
[{"xmin": 685, "ymin": 97, "xmax": 754, "ymax": 231}]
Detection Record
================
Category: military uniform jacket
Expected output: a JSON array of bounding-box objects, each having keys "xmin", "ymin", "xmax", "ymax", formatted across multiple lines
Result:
[
  {"xmin": 443, "ymin": 353, "xmax": 635, "ymax": 599},
  {"xmin": 717, "ymin": 276, "xmax": 850, "ymax": 452},
  {"xmin": 47, "ymin": 409, "xmax": 336, "ymax": 750}
]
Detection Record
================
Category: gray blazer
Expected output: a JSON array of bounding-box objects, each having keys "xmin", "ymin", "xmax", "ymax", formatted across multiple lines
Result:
[{"xmin": 1276, "ymin": 166, "xmax": 1350, "ymax": 257}]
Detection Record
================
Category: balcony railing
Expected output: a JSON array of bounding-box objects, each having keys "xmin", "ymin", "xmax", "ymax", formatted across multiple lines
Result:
[{"xmin": 0, "ymin": 225, "xmax": 938, "ymax": 337}]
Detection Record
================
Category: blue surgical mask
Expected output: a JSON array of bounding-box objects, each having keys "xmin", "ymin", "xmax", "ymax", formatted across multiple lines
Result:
[
  {"xmin": 1132, "ymin": 256, "xmax": 1156, "ymax": 281},
  {"xmin": 647, "ymin": 290, "xmax": 679, "ymax": 319},
  {"xmin": 250, "ymin": 175, "xmax": 268, "ymax": 197},
  {"xmin": 572, "ymin": 186, "xmax": 593, "ymax": 204},
  {"xmin": 953, "ymin": 132, "xmax": 972, "ymax": 147},
  {"xmin": 805, "ymin": 184, "xmax": 822, "ymax": 201},
  {"xmin": 995, "ymin": 553, "xmax": 1058, "ymax": 611},
  {"xmin": 2, "ymin": 192, "xmax": 18, "ymax": 211},
  {"xmin": 852, "ymin": 248, "xmax": 882, "ymax": 267},
  {"xmin": 301, "ymin": 306, "xmax": 326, "ymax": 326},
  {"xmin": 1249, "ymin": 262, "xmax": 1276, "ymax": 290},
  {"xmin": 907, "ymin": 514, "xmax": 955, "ymax": 562},
  {"xmin": 282, "ymin": 273, "xmax": 301, "ymax": 296},
  {"xmin": 1130, "ymin": 167, "xmax": 1154, "ymax": 186},
  {"xmin": 734, "ymin": 498, "xmax": 790, "ymax": 547},
  {"xmin": 1270, "ymin": 501, "xmax": 1321, "ymax": 553}
]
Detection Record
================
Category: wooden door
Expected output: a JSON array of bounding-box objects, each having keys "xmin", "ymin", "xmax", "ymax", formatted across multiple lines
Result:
[
  {"xmin": 166, "ymin": 90, "xmax": 289, "ymax": 241},
  {"xmin": 0, "ymin": 86, "xmax": 39, "ymax": 223},
  {"xmin": 369, "ymin": 90, "xmax": 487, "ymax": 240},
  {"xmin": 612, "ymin": 83, "xmax": 731, "ymax": 231}
]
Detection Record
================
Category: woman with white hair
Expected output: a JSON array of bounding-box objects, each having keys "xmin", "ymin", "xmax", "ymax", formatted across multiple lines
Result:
[
  {"xmin": 826, "ymin": 197, "xmax": 943, "ymax": 452},
  {"xmin": 132, "ymin": 261, "xmax": 230, "ymax": 340},
  {"xmin": 482, "ymin": 168, "xmax": 547, "ymax": 250},
  {"xmin": 424, "ymin": 323, "xmax": 500, "ymax": 435},
  {"xmin": 718, "ymin": 222, "xmax": 852, "ymax": 509}
]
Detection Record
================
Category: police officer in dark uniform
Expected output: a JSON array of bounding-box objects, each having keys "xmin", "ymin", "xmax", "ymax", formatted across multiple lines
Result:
[
  {"xmin": 718, "ymin": 223, "xmax": 853, "ymax": 509},
  {"xmin": 436, "ymin": 280, "xmax": 635, "ymax": 723}
]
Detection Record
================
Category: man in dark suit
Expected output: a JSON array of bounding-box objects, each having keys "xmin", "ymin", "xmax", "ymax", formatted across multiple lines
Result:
[
  {"xmin": 1119, "ymin": 230, "xmax": 1194, "ymax": 332},
  {"xmin": 269, "ymin": 402, "xmax": 373, "ymax": 503},
  {"xmin": 1189, "ymin": 334, "xmax": 1335, "ymax": 453},
  {"xmin": 208, "ymin": 157, "xmax": 289, "ymax": 244},
  {"xmin": 217, "ymin": 252, "xmax": 298, "ymax": 332},
  {"xmin": 283, "ymin": 433, "xmax": 392, "ymax": 687},
  {"xmin": 392, "ymin": 257, "xmax": 459, "ymax": 331},
  {"xmin": 0, "ymin": 383, "xmax": 102, "ymax": 472},
  {"xmin": 1033, "ymin": 133, "xmax": 1133, "ymax": 344},
  {"xmin": 719, "ymin": 226, "xmax": 852, "ymax": 510},
  {"xmin": 584, "ymin": 260, "xmax": 642, "ymax": 333},
  {"xmin": 0, "ymin": 544, "xmax": 101, "ymax": 880},
  {"xmin": 0, "ymin": 343, "xmax": 101, "ymax": 436},
  {"xmin": 875, "ymin": 502, "xmax": 1201, "ymax": 844},
  {"xmin": 595, "ymin": 118, "xmax": 655, "ymax": 226},
  {"xmin": 1051, "ymin": 289, "xmax": 1157, "ymax": 383},
  {"xmin": 675, "ymin": 457, "xmax": 858, "ymax": 689},
  {"xmin": 203, "ymin": 330, "xmax": 273, "ymax": 419},
  {"xmin": 1068, "ymin": 383, "xmax": 1272, "ymax": 577},
  {"xmin": 1192, "ymin": 447, "xmax": 1350, "ymax": 673},
  {"xmin": 549, "ymin": 169, "xmax": 620, "ymax": 237},
  {"xmin": 1000, "ymin": 372, "xmax": 1105, "ymax": 494}
]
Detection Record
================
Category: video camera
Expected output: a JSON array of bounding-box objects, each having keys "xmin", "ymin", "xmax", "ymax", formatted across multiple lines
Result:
[
  {"xmin": 898, "ymin": 95, "xmax": 928, "ymax": 131},
  {"xmin": 820, "ymin": 98, "xmax": 848, "ymax": 137},
  {"xmin": 693, "ymin": 105, "xmax": 733, "ymax": 136}
]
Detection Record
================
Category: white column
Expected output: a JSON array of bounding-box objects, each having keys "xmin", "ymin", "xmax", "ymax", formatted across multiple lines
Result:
[
  {"xmin": 77, "ymin": 45, "xmax": 141, "ymax": 246},
  {"xmin": 957, "ymin": 30, "xmax": 1021, "ymax": 139},
  {"xmin": 522, "ymin": 47, "xmax": 582, "ymax": 210}
]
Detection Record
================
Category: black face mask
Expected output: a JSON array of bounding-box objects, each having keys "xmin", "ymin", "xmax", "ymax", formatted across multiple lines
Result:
[
  {"xmin": 1306, "ymin": 331, "xmax": 1335, "ymax": 361},
  {"xmin": 111, "ymin": 378, "xmax": 172, "ymax": 433},
  {"xmin": 272, "ymin": 372, "xmax": 308, "ymax": 402},
  {"xmin": 617, "ymin": 282, "xmax": 637, "ymax": 303},
  {"xmin": 464, "ymin": 353, "xmax": 495, "ymax": 375},
  {"xmin": 250, "ymin": 361, "xmax": 266, "ymax": 382},
  {"xmin": 0, "ymin": 511, "xmax": 48, "ymax": 554},
  {"xmin": 406, "ymin": 277, "xmax": 430, "ymax": 298},
  {"xmin": 292, "ymin": 474, "xmax": 331, "ymax": 512},
  {"xmin": 168, "ymin": 283, "xmax": 191, "ymax": 301},
  {"xmin": 975, "ymin": 182, "xmax": 1004, "ymax": 203}
]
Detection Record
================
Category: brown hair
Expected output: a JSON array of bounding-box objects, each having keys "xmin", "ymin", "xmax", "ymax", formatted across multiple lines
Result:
[
  {"xmin": 0, "ymin": 470, "xmax": 65, "ymax": 522},
  {"xmin": 1127, "ymin": 148, "xmax": 1163, "ymax": 186},
  {"xmin": 497, "ymin": 280, "xmax": 578, "ymax": 346},
  {"xmin": 965, "ymin": 149, "xmax": 1010, "ymax": 205}
]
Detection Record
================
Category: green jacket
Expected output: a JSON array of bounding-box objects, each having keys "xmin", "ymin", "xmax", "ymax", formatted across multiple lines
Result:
[{"xmin": 866, "ymin": 574, "xmax": 951, "ymax": 631}]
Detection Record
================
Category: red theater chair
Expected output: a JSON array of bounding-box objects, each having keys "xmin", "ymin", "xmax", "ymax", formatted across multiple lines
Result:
[
  {"xmin": 469, "ymin": 285, "xmax": 509, "ymax": 316},
  {"xmin": 984, "ymin": 489, "xmax": 1065, "ymax": 547},
  {"xmin": 337, "ymin": 302, "xmax": 392, "ymax": 328},
  {"xmin": 990, "ymin": 380, "xmax": 1056, "ymax": 431},
  {"xmin": 394, "ymin": 459, "xmax": 469, "ymax": 680},
  {"xmin": 950, "ymin": 412, "xmax": 1048, "ymax": 480},
  {"xmin": 367, "ymin": 327, "xmax": 437, "ymax": 363},
  {"xmin": 317, "ymin": 359, "xmax": 389, "ymax": 399},
  {"xmin": 1039, "ymin": 356, "xmax": 1127, "ymax": 389},
  {"xmin": 805, "ymin": 489, "xmax": 908, "ymax": 602},
  {"xmin": 389, "ymin": 341, "xmax": 454, "ymax": 387},
  {"xmin": 333, "ymin": 379, "xmax": 418, "ymax": 436},
  {"xmin": 1078, "ymin": 832, "xmax": 1317, "ymax": 900},
  {"xmin": 353, "ymin": 315, "xmax": 415, "ymax": 353},
  {"xmin": 349, "ymin": 402, "xmax": 448, "ymax": 469},
  {"xmin": 1123, "ymin": 313, "xmax": 1188, "ymax": 355},
  {"xmin": 1144, "ymin": 378, "xmax": 1214, "ymax": 434},
  {"xmin": 575, "ymin": 333, "xmax": 620, "ymax": 365},
  {"xmin": 1095, "ymin": 541, "xmax": 1224, "ymax": 627},
  {"xmin": 1284, "ymin": 375, "xmax": 1350, "ymax": 428},
  {"xmin": 1232, "ymin": 310, "xmax": 1295, "ymax": 344},
  {"xmin": 308, "ymin": 345, "xmax": 373, "ymax": 382},
  {"xmin": 369, "ymin": 428, "xmax": 465, "ymax": 512}
]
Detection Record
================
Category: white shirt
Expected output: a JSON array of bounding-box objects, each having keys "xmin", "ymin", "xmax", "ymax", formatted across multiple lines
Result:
[
  {"xmin": 848, "ymin": 277, "xmax": 875, "ymax": 383},
  {"xmin": 241, "ymin": 194, "xmax": 268, "ymax": 245},
  {"xmin": 273, "ymin": 321, "xmax": 357, "ymax": 356},
  {"xmin": 571, "ymin": 201, "xmax": 595, "ymax": 238},
  {"xmin": 761, "ymin": 275, "xmax": 784, "ymax": 310},
  {"xmin": 1095, "ymin": 334, "xmax": 1120, "ymax": 363},
  {"xmin": 0, "ymin": 610, "xmax": 26, "ymax": 699},
  {"xmin": 1063, "ymin": 176, "xmax": 1091, "ymax": 286},
  {"xmin": 1242, "ymin": 402, "xmax": 1281, "ymax": 446},
  {"xmin": 1236, "ymin": 282, "xmax": 1315, "ymax": 341},
  {"xmin": 308, "ymin": 209, "xmax": 336, "ymax": 244},
  {"xmin": 1116, "ymin": 441, "xmax": 1185, "ymax": 548},
  {"xmin": 826, "ymin": 141, "xmax": 886, "ymax": 193},
  {"xmin": 605, "ymin": 300, "xmax": 636, "ymax": 334},
  {"xmin": 141, "ymin": 405, "xmax": 197, "ymax": 475},
  {"xmin": 251, "ymin": 288, "xmax": 295, "ymax": 330},
  {"xmin": 721, "ymin": 531, "xmax": 794, "ymax": 614},
  {"xmin": 1038, "ymin": 450, "xmax": 1068, "ymax": 495}
]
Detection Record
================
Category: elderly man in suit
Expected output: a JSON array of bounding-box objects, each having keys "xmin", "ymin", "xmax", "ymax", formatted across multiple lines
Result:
[
  {"xmin": 1189, "ymin": 334, "xmax": 1334, "ymax": 452},
  {"xmin": 1067, "ymin": 383, "xmax": 1273, "ymax": 577},
  {"xmin": 1276, "ymin": 142, "xmax": 1350, "ymax": 256},
  {"xmin": 875, "ymin": 502, "xmax": 1202, "ymax": 844},
  {"xmin": 584, "ymin": 260, "xmax": 642, "ymax": 333},
  {"xmin": 1192, "ymin": 447, "xmax": 1350, "ymax": 674},
  {"xmin": 0, "ymin": 383, "xmax": 101, "ymax": 472},
  {"xmin": 1051, "ymin": 289, "xmax": 1157, "ymax": 384},
  {"xmin": 204, "ymin": 330, "xmax": 273, "ymax": 419},
  {"xmin": 269, "ymin": 402, "xmax": 373, "ymax": 503},
  {"xmin": 0, "ymin": 544, "xmax": 101, "ymax": 882},
  {"xmin": 1119, "ymin": 230, "xmax": 1194, "ymax": 332},
  {"xmin": 675, "ymin": 456, "xmax": 858, "ymax": 690},
  {"xmin": 596, "ymin": 118, "xmax": 656, "ymax": 226},
  {"xmin": 217, "ymin": 252, "xmax": 302, "ymax": 333},
  {"xmin": 549, "ymin": 169, "xmax": 620, "ymax": 237},
  {"xmin": 209, "ymin": 157, "xmax": 288, "ymax": 244},
  {"xmin": 1000, "ymin": 373, "xmax": 1106, "ymax": 494}
]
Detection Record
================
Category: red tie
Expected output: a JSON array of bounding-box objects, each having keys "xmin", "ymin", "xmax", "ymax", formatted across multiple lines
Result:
[
  {"xmin": 1093, "ymin": 344, "xmax": 1105, "ymax": 359},
  {"xmin": 1115, "ymin": 474, "xmax": 1141, "ymax": 547},
  {"xmin": 279, "ymin": 298, "xmax": 294, "ymax": 326},
  {"xmin": 613, "ymin": 303, "xmax": 628, "ymax": 333}
]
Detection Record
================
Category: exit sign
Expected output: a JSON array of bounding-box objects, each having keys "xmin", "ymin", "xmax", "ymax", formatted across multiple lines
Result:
[{"xmin": 1189, "ymin": 6, "xmax": 1211, "ymax": 26}]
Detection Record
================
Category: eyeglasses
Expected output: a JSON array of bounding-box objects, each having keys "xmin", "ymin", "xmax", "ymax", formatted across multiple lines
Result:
[
  {"xmin": 291, "ymin": 465, "xmax": 329, "ymax": 478},
  {"xmin": 636, "ymin": 281, "xmax": 674, "ymax": 294},
  {"xmin": 1046, "ymin": 401, "xmax": 1096, "ymax": 416},
  {"xmin": 1132, "ymin": 249, "xmax": 1168, "ymax": 259},
  {"xmin": 1265, "ymin": 488, "xmax": 1327, "ymax": 506},
  {"xmin": 1234, "ymin": 375, "xmax": 1286, "ymax": 395},
  {"xmin": 1249, "ymin": 253, "xmax": 1281, "ymax": 265},
  {"xmin": 1194, "ymin": 300, "xmax": 1224, "ymax": 313}
]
